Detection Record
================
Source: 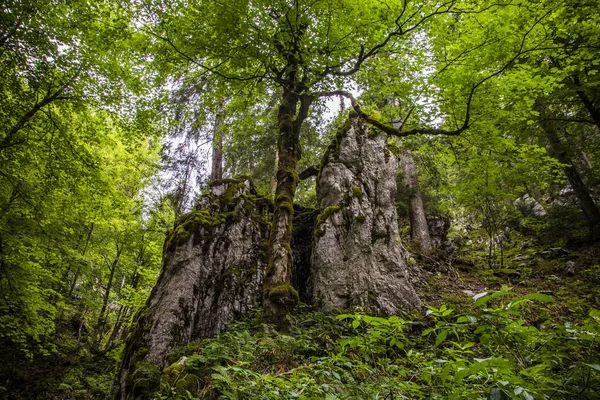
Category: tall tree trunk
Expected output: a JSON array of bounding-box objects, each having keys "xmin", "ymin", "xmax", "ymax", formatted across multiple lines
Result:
[
  {"xmin": 399, "ymin": 150, "xmax": 433, "ymax": 253},
  {"xmin": 535, "ymin": 99, "xmax": 600, "ymax": 231},
  {"xmin": 210, "ymin": 106, "xmax": 224, "ymax": 181},
  {"xmin": 263, "ymin": 76, "xmax": 312, "ymax": 328},
  {"xmin": 96, "ymin": 243, "xmax": 122, "ymax": 344},
  {"xmin": 572, "ymin": 74, "xmax": 600, "ymax": 130},
  {"xmin": 270, "ymin": 149, "xmax": 279, "ymax": 197},
  {"xmin": 68, "ymin": 223, "xmax": 94, "ymax": 297}
]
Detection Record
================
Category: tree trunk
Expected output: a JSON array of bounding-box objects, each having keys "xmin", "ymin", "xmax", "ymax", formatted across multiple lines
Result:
[
  {"xmin": 399, "ymin": 150, "xmax": 433, "ymax": 253},
  {"xmin": 535, "ymin": 99, "xmax": 600, "ymax": 231},
  {"xmin": 262, "ymin": 78, "xmax": 312, "ymax": 328},
  {"xmin": 96, "ymin": 243, "xmax": 122, "ymax": 343},
  {"xmin": 572, "ymin": 74, "xmax": 600, "ymax": 130},
  {"xmin": 68, "ymin": 223, "xmax": 94, "ymax": 296},
  {"xmin": 270, "ymin": 149, "xmax": 279, "ymax": 197},
  {"xmin": 210, "ymin": 107, "xmax": 224, "ymax": 181}
]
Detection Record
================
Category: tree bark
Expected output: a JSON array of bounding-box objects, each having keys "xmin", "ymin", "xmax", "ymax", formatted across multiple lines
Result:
[
  {"xmin": 263, "ymin": 76, "xmax": 312, "ymax": 328},
  {"xmin": 399, "ymin": 150, "xmax": 433, "ymax": 254},
  {"xmin": 210, "ymin": 106, "xmax": 224, "ymax": 181},
  {"xmin": 535, "ymin": 99, "xmax": 600, "ymax": 231}
]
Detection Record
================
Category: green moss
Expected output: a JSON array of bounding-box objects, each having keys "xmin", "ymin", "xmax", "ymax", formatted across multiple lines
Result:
[
  {"xmin": 386, "ymin": 139, "xmax": 401, "ymax": 158},
  {"xmin": 131, "ymin": 361, "xmax": 161, "ymax": 398},
  {"xmin": 165, "ymin": 209, "xmax": 240, "ymax": 252},
  {"xmin": 162, "ymin": 360, "xmax": 201, "ymax": 396},
  {"xmin": 314, "ymin": 205, "xmax": 341, "ymax": 237},
  {"xmin": 278, "ymin": 201, "xmax": 294, "ymax": 216},
  {"xmin": 355, "ymin": 215, "xmax": 366, "ymax": 223},
  {"xmin": 368, "ymin": 128, "xmax": 381, "ymax": 138},
  {"xmin": 163, "ymin": 361, "xmax": 186, "ymax": 383},
  {"xmin": 384, "ymin": 146, "xmax": 392, "ymax": 162},
  {"xmin": 351, "ymin": 186, "xmax": 363, "ymax": 199},
  {"xmin": 281, "ymin": 167, "xmax": 299, "ymax": 185},
  {"xmin": 221, "ymin": 179, "xmax": 247, "ymax": 206},
  {"xmin": 243, "ymin": 194, "xmax": 258, "ymax": 211},
  {"xmin": 268, "ymin": 283, "xmax": 300, "ymax": 305}
]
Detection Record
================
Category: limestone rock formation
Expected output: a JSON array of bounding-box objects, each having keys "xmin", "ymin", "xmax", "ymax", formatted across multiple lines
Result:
[
  {"xmin": 311, "ymin": 115, "xmax": 422, "ymax": 315},
  {"xmin": 116, "ymin": 178, "xmax": 270, "ymax": 399}
]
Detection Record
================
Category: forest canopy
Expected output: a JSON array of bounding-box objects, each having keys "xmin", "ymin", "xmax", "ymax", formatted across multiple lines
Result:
[{"xmin": 1, "ymin": 0, "xmax": 599, "ymax": 398}]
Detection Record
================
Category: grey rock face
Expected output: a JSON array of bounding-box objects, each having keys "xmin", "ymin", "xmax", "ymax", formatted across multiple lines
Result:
[
  {"xmin": 311, "ymin": 116, "xmax": 421, "ymax": 315},
  {"xmin": 117, "ymin": 178, "xmax": 270, "ymax": 399}
]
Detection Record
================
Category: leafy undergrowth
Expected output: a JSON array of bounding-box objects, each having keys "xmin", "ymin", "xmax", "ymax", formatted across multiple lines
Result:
[{"xmin": 155, "ymin": 288, "xmax": 600, "ymax": 400}]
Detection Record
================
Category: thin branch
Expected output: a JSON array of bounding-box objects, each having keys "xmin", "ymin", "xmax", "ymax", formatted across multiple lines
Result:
[
  {"xmin": 1, "ymin": 74, "xmax": 79, "ymax": 150},
  {"xmin": 299, "ymin": 165, "xmax": 319, "ymax": 180},
  {"xmin": 143, "ymin": 27, "xmax": 268, "ymax": 82}
]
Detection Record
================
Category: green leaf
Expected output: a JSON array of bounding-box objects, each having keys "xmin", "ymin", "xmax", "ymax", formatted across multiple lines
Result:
[
  {"xmin": 435, "ymin": 330, "xmax": 448, "ymax": 346},
  {"xmin": 522, "ymin": 293, "xmax": 555, "ymax": 302},
  {"xmin": 585, "ymin": 364, "xmax": 600, "ymax": 372}
]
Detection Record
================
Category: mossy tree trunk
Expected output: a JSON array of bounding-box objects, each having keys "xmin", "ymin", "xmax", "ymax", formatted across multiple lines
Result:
[{"xmin": 263, "ymin": 67, "xmax": 313, "ymax": 328}]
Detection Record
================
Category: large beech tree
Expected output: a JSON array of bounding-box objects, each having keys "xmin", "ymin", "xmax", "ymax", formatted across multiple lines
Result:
[{"xmin": 141, "ymin": 0, "xmax": 496, "ymax": 327}]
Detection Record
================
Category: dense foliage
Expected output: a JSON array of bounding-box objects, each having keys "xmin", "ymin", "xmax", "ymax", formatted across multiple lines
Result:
[
  {"xmin": 0, "ymin": 0, "xmax": 172, "ymax": 396},
  {"xmin": 153, "ymin": 286, "xmax": 600, "ymax": 399}
]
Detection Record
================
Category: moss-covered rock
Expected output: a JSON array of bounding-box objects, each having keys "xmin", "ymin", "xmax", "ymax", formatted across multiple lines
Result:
[
  {"xmin": 129, "ymin": 361, "xmax": 161, "ymax": 398},
  {"xmin": 314, "ymin": 205, "xmax": 341, "ymax": 237},
  {"xmin": 117, "ymin": 177, "xmax": 272, "ymax": 399},
  {"xmin": 162, "ymin": 360, "xmax": 202, "ymax": 398},
  {"xmin": 312, "ymin": 116, "xmax": 421, "ymax": 315}
]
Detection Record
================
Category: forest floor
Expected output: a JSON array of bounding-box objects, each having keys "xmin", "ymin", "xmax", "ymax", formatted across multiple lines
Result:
[{"xmin": 419, "ymin": 239, "xmax": 600, "ymax": 323}]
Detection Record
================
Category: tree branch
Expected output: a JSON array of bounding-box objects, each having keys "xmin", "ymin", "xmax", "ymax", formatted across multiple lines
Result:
[
  {"xmin": 143, "ymin": 27, "xmax": 268, "ymax": 82},
  {"xmin": 1, "ymin": 75, "xmax": 79, "ymax": 150},
  {"xmin": 317, "ymin": 10, "xmax": 552, "ymax": 138},
  {"xmin": 299, "ymin": 165, "xmax": 319, "ymax": 180}
]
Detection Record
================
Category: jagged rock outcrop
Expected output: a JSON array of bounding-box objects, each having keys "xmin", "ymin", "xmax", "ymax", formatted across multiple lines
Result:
[
  {"xmin": 311, "ymin": 115, "xmax": 422, "ymax": 315},
  {"xmin": 116, "ymin": 178, "xmax": 270, "ymax": 400}
]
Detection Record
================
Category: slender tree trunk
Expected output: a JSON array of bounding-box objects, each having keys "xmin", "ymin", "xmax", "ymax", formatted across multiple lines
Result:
[
  {"xmin": 68, "ymin": 223, "xmax": 94, "ymax": 296},
  {"xmin": 270, "ymin": 149, "xmax": 279, "ymax": 197},
  {"xmin": 572, "ymin": 75, "xmax": 600, "ymax": 130},
  {"xmin": 210, "ymin": 106, "xmax": 224, "ymax": 181},
  {"xmin": 263, "ymin": 75, "xmax": 312, "ymax": 328},
  {"xmin": 535, "ymin": 99, "xmax": 600, "ymax": 231},
  {"xmin": 581, "ymin": 151, "xmax": 593, "ymax": 170},
  {"xmin": 399, "ymin": 150, "xmax": 433, "ymax": 253},
  {"xmin": 96, "ymin": 244, "xmax": 122, "ymax": 343}
]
